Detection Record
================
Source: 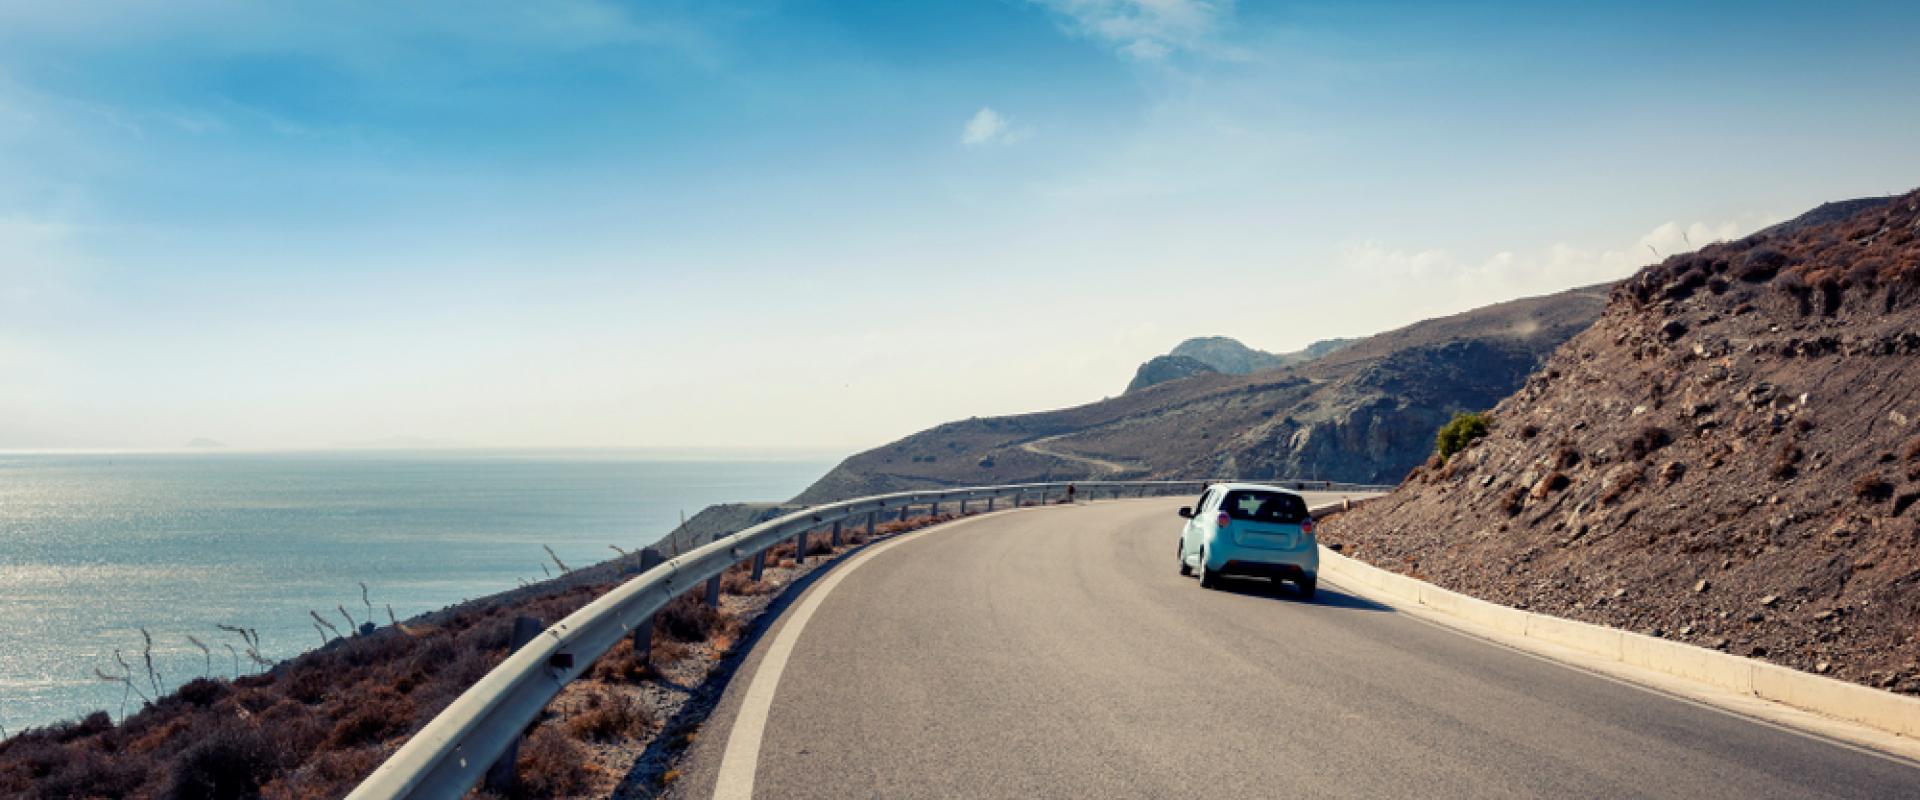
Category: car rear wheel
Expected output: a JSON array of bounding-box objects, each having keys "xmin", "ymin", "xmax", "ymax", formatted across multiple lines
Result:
[
  {"xmin": 1198, "ymin": 548, "xmax": 1219, "ymax": 589},
  {"xmin": 1177, "ymin": 541, "xmax": 1193, "ymax": 576},
  {"xmin": 1295, "ymin": 577, "xmax": 1316, "ymax": 600}
]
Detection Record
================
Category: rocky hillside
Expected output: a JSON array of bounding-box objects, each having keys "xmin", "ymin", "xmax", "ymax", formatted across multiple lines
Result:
[
  {"xmin": 1322, "ymin": 191, "xmax": 1920, "ymax": 695},
  {"xmin": 1126, "ymin": 335, "xmax": 1356, "ymax": 392},
  {"xmin": 795, "ymin": 285, "xmax": 1607, "ymax": 504},
  {"xmin": 1125, "ymin": 354, "xmax": 1220, "ymax": 393}
]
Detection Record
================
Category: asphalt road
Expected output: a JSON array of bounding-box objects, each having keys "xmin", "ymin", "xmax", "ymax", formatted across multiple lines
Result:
[{"xmin": 670, "ymin": 497, "xmax": 1920, "ymax": 799}]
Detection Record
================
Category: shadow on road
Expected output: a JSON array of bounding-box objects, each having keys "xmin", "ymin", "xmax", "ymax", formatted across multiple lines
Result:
[{"xmin": 1211, "ymin": 577, "xmax": 1394, "ymax": 613}]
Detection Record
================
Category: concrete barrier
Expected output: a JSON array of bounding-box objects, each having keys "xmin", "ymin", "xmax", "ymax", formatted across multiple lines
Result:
[{"xmin": 1318, "ymin": 543, "xmax": 1920, "ymax": 743}]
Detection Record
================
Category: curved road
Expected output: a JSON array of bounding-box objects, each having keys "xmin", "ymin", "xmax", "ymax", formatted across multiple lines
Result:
[{"xmin": 669, "ymin": 498, "xmax": 1920, "ymax": 798}]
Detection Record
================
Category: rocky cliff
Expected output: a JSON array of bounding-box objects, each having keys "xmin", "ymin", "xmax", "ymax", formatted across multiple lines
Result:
[
  {"xmin": 1321, "ymin": 191, "xmax": 1920, "ymax": 695},
  {"xmin": 794, "ymin": 284, "xmax": 1606, "ymax": 504}
]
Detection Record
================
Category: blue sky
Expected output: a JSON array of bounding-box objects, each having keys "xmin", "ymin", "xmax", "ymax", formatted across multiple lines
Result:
[{"xmin": 3, "ymin": 1, "xmax": 1918, "ymax": 451}]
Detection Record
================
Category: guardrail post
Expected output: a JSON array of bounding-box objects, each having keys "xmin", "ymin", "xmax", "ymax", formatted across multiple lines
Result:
[
  {"xmin": 866, "ymin": 511, "xmax": 876, "ymax": 537},
  {"xmin": 931, "ymin": 500, "xmax": 941, "ymax": 517},
  {"xmin": 986, "ymin": 496, "xmax": 995, "ymax": 512},
  {"xmin": 704, "ymin": 533, "xmax": 725, "ymax": 608},
  {"xmin": 631, "ymin": 548, "xmax": 666, "ymax": 670},
  {"xmin": 830, "ymin": 520, "xmax": 842, "ymax": 547},
  {"xmin": 794, "ymin": 529, "xmax": 808, "ymax": 564},
  {"xmin": 482, "ymin": 615, "xmax": 545, "ymax": 794},
  {"xmin": 750, "ymin": 549, "xmax": 766, "ymax": 582}
]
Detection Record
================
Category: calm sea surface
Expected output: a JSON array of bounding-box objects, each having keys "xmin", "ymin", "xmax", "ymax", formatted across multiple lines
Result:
[{"xmin": 0, "ymin": 451, "xmax": 833, "ymax": 733}]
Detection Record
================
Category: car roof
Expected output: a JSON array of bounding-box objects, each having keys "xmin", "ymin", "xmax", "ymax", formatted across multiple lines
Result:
[{"xmin": 1205, "ymin": 482, "xmax": 1304, "ymax": 496}]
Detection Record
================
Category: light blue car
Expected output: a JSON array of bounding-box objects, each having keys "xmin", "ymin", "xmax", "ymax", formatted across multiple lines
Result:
[{"xmin": 1177, "ymin": 482, "xmax": 1318, "ymax": 598}]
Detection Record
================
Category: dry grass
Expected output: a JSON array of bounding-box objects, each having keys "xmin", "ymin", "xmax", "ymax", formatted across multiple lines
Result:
[
  {"xmin": 1854, "ymin": 474, "xmax": 1896, "ymax": 503},
  {"xmin": 564, "ymin": 688, "xmax": 652, "ymax": 742},
  {"xmin": 514, "ymin": 726, "xmax": 594, "ymax": 798}
]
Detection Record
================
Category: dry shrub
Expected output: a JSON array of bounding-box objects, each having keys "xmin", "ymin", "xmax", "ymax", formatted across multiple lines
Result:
[
  {"xmin": 1500, "ymin": 486, "xmax": 1528, "ymax": 516},
  {"xmin": 1531, "ymin": 471, "xmax": 1570, "ymax": 500},
  {"xmin": 1772, "ymin": 444, "xmax": 1804, "ymax": 479},
  {"xmin": 325, "ymin": 686, "xmax": 415, "ymax": 748},
  {"xmin": 720, "ymin": 571, "xmax": 770, "ymax": 596},
  {"xmin": 650, "ymin": 638, "xmax": 690, "ymax": 665},
  {"xmin": 261, "ymin": 746, "xmax": 386, "ymax": 799},
  {"xmin": 165, "ymin": 724, "xmax": 279, "ymax": 800},
  {"xmin": 590, "ymin": 638, "xmax": 652, "ymax": 683},
  {"xmin": 565, "ymin": 689, "xmax": 651, "ymax": 742},
  {"xmin": 1621, "ymin": 425, "xmax": 1671, "ymax": 461},
  {"xmin": 1518, "ymin": 423, "xmax": 1540, "ymax": 440},
  {"xmin": 1904, "ymin": 436, "xmax": 1920, "ymax": 463},
  {"xmin": 513, "ymin": 726, "xmax": 593, "ymax": 799},
  {"xmin": 1853, "ymin": 474, "xmax": 1896, "ymax": 503},
  {"xmin": 656, "ymin": 591, "xmax": 722, "ymax": 643},
  {"xmin": 1552, "ymin": 444, "xmax": 1581, "ymax": 469}
]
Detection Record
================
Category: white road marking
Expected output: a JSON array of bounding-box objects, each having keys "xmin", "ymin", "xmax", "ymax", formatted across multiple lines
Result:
[{"xmin": 711, "ymin": 510, "xmax": 1010, "ymax": 799}]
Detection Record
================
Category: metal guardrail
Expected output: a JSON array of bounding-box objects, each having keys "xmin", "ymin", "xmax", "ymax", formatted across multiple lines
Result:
[{"xmin": 347, "ymin": 478, "xmax": 1384, "ymax": 799}]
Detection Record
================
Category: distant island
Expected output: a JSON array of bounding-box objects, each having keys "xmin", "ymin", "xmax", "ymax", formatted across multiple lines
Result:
[{"xmin": 184, "ymin": 438, "xmax": 226, "ymax": 449}]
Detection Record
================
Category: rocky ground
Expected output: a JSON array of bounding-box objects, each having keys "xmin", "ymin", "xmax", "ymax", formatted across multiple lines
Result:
[{"xmin": 1323, "ymin": 191, "xmax": 1920, "ymax": 695}]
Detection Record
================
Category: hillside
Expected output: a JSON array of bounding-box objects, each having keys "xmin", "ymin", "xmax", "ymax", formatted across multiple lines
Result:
[
  {"xmin": 1126, "ymin": 335, "xmax": 1356, "ymax": 392},
  {"xmin": 1321, "ymin": 190, "xmax": 1920, "ymax": 695},
  {"xmin": 794, "ymin": 284, "xmax": 1608, "ymax": 504}
]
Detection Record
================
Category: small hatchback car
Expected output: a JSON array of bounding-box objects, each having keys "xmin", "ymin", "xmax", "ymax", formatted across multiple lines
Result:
[{"xmin": 1177, "ymin": 482, "xmax": 1318, "ymax": 598}]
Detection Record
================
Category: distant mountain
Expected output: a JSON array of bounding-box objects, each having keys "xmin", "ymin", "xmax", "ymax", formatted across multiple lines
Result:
[
  {"xmin": 794, "ymin": 283, "xmax": 1608, "ymax": 503},
  {"xmin": 1129, "ymin": 335, "xmax": 1355, "ymax": 393},
  {"xmin": 1125, "ymin": 355, "xmax": 1219, "ymax": 393},
  {"xmin": 184, "ymin": 438, "xmax": 226, "ymax": 449}
]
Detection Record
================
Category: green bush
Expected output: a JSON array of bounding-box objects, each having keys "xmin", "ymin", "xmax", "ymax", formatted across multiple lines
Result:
[{"xmin": 1435, "ymin": 412, "xmax": 1491, "ymax": 463}]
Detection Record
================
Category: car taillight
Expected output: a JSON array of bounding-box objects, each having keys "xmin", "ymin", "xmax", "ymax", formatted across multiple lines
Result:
[
  {"xmin": 1301, "ymin": 517, "xmax": 1316, "ymax": 535},
  {"xmin": 1216, "ymin": 511, "xmax": 1231, "ymax": 528}
]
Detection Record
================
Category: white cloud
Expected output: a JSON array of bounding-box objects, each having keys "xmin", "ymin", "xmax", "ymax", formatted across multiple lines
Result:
[
  {"xmin": 961, "ymin": 107, "xmax": 1025, "ymax": 147},
  {"xmin": 1029, "ymin": 0, "xmax": 1233, "ymax": 61},
  {"xmin": 1340, "ymin": 217, "xmax": 1760, "ymax": 311}
]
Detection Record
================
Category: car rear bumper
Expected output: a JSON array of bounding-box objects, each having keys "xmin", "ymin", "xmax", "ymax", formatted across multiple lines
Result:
[{"xmin": 1205, "ymin": 542, "xmax": 1316, "ymax": 580}]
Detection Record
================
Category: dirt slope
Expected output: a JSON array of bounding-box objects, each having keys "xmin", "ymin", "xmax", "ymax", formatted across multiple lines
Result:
[{"xmin": 1322, "ymin": 190, "xmax": 1920, "ymax": 695}]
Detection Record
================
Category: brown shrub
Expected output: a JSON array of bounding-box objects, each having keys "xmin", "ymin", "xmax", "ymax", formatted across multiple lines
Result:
[
  {"xmin": 720, "ymin": 571, "xmax": 771, "ymax": 596},
  {"xmin": 1531, "ymin": 471, "xmax": 1570, "ymax": 499},
  {"xmin": 325, "ymin": 687, "xmax": 414, "ymax": 749},
  {"xmin": 513, "ymin": 726, "xmax": 593, "ymax": 799},
  {"xmin": 656, "ymin": 591, "xmax": 722, "ymax": 642},
  {"xmin": 565, "ymin": 689, "xmax": 651, "ymax": 742},
  {"xmin": 1551, "ymin": 444, "xmax": 1581, "ymax": 469},
  {"xmin": 166, "ymin": 724, "xmax": 279, "ymax": 800},
  {"xmin": 589, "ymin": 638, "xmax": 652, "ymax": 683},
  {"xmin": 1621, "ymin": 426, "xmax": 1672, "ymax": 461},
  {"xmin": 651, "ymin": 638, "xmax": 691, "ymax": 665},
  {"xmin": 1518, "ymin": 423, "xmax": 1540, "ymax": 440},
  {"xmin": 1771, "ymin": 444, "xmax": 1804, "ymax": 479},
  {"xmin": 1904, "ymin": 436, "xmax": 1920, "ymax": 463},
  {"xmin": 1500, "ymin": 486, "xmax": 1527, "ymax": 516},
  {"xmin": 1853, "ymin": 474, "xmax": 1896, "ymax": 503}
]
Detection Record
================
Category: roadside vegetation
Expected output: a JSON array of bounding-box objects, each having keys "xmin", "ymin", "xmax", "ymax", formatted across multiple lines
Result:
[
  {"xmin": 0, "ymin": 503, "xmax": 1026, "ymax": 798},
  {"xmin": 1434, "ymin": 412, "xmax": 1491, "ymax": 463}
]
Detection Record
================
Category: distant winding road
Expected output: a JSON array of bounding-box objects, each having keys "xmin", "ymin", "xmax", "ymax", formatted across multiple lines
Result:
[
  {"xmin": 1017, "ymin": 434, "xmax": 1137, "ymax": 475},
  {"xmin": 668, "ymin": 498, "xmax": 1920, "ymax": 799}
]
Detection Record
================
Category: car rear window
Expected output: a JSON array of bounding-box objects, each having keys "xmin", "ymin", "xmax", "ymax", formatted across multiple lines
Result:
[{"xmin": 1220, "ymin": 490, "xmax": 1308, "ymax": 524}]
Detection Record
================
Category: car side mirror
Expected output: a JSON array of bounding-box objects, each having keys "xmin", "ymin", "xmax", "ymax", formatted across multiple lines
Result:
[{"xmin": 1177, "ymin": 506, "xmax": 1193, "ymax": 519}]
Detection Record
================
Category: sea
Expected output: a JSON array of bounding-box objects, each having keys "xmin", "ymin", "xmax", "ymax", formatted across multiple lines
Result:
[{"xmin": 0, "ymin": 450, "xmax": 834, "ymax": 734}]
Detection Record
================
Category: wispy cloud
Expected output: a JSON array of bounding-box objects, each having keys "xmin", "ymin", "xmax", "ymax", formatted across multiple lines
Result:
[
  {"xmin": 961, "ymin": 107, "xmax": 1025, "ymax": 147},
  {"xmin": 1341, "ymin": 217, "xmax": 1764, "ymax": 309},
  {"xmin": 1027, "ymin": 0, "xmax": 1234, "ymax": 61}
]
